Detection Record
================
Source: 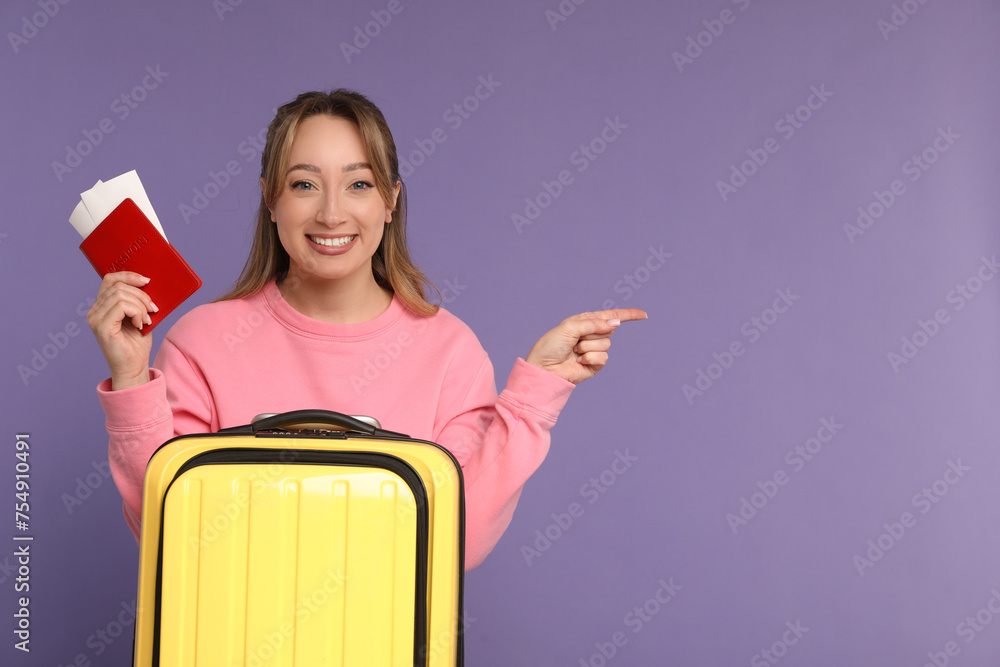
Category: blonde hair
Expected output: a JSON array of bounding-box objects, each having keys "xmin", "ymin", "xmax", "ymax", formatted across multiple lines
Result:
[{"xmin": 216, "ymin": 90, "xmax": 439, "ymax": 315}]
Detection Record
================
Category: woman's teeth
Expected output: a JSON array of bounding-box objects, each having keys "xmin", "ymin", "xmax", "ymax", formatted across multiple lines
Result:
[{"xmin": 309, "ymin": 235, "xmax": 356, "ymax": 247}]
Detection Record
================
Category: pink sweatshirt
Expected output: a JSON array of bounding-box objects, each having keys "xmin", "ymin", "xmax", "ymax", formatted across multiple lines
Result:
[{"xmin": 96, "ymin": 279, "xmax": 574, "ymax": 570}]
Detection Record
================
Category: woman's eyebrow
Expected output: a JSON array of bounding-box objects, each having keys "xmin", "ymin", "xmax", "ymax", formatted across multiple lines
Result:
[
  {"xmin": 342, "ymin": 162, "xmax": 372, "ymax": 173},
  {"xmin": 285, "ymin": 162, "xmax": 372, "ymax": 175}
]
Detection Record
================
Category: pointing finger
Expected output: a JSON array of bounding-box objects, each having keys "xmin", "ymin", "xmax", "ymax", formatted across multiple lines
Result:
[{"xmin": 567, "ymin": 308, "xmax": 648, "ymax": 325}]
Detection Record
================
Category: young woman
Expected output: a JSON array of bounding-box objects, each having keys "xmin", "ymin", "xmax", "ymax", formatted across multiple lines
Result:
[{"xmin": 88, "ymin": 90, "xmax": 645, "ymax": 569}]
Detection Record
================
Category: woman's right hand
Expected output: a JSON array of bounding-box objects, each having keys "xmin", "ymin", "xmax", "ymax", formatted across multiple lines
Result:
[{"xmin": 86, "ymin": 272, "xmax": 158, "ymax": 390}]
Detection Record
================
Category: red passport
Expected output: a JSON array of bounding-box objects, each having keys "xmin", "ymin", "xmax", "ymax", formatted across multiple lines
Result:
[{"xmin": 79, "ymin": 198, "xmax": 201, "ymax": 335}]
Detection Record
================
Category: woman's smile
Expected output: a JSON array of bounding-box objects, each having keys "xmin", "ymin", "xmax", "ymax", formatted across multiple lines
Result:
[{"xmin": 307, "ymin": 233, "xmax": 358, "ymax": 251}]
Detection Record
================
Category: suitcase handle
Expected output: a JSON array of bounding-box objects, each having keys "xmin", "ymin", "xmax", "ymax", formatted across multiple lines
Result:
[{"xmin": 248, "ymin": 409, "xmax": 405, "ymax": 437}]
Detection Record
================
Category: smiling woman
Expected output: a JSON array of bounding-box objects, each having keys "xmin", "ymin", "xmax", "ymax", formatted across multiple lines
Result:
[
  {"xmin": 267, "ymin": 115, "xmax": 399, "ymax": 322},
  {"xmin": 86, "ymin": 88, "xmax": 646, "ymax": 571},
  {"xmin": 219, "ymin": 90, "xmax": 433, "ymax": 321}
]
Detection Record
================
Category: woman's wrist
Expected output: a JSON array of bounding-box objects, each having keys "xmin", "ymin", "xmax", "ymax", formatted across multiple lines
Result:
[{"xmin": 111, "ymin": 367, "xmax": 150, "ymax": 391}]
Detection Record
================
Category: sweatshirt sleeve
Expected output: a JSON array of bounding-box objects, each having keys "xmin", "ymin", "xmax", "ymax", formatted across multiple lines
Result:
[
  {"xmin": 434, "ymin": 357, "xmax": 574, "ymax": 570},
  {"xmin": 96, "ymin": 337, "xmax": 216, "ymax": 540}
]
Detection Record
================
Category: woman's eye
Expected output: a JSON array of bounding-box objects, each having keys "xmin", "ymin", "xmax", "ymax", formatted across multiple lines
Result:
[
  {"xmin": 290, "ymin": 180, "xmax": 314, "ymax": 190},
  {"xmin": 350, "ymin": 181, "xmax": 374, "ymax": 191}
]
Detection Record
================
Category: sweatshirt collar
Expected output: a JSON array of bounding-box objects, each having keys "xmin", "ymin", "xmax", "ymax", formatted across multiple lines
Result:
[{"xmin": 260, "ymin": 279, "xmax": 406, "ymax": 340}]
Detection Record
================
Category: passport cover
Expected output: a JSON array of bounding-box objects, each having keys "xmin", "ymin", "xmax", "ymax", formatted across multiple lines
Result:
[{"xmin": 79, "ymin": 198, "xmax": 201, "ymax": 335}]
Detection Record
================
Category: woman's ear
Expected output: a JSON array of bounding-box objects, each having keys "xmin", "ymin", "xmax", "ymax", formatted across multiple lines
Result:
[
  {"xmin": 261, "ymin": 177, "xmax": 275, "ymax": 222},
  {"xmin": 385, "ymin": 180, "xmax": 401, "ymax": 224}
]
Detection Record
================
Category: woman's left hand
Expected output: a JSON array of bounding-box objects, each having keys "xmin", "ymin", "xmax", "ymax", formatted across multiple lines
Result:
[{"xmin": 525, "ymin": 309, "xmax": 647, "ymax": 385}]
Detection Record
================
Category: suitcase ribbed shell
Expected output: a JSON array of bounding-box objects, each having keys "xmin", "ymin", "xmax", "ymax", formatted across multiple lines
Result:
[{"xmin": 132, "ymin": 428, "xmax": 463, "ymax": 667}]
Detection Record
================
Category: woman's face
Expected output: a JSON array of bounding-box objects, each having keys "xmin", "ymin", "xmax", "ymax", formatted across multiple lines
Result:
[{"xmin": 268, "ymin": 114, "xmax": 397, "ymax": 289}]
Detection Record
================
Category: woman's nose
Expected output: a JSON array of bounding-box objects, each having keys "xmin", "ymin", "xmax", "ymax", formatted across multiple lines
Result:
[{"xmin": 316, "ymin": 189, "xmax": 343, "ymax": 226}]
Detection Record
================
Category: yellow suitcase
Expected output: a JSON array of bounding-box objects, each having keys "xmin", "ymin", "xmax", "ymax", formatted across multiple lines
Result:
[{"xmin": 132, "ymin": 410, "xmax": 464, "ymax": 666}]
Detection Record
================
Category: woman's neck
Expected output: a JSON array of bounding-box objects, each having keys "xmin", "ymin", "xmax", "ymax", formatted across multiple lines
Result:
[{"xmin": 276, "ymin": 269, "xmax": 393, "ymax": 324}]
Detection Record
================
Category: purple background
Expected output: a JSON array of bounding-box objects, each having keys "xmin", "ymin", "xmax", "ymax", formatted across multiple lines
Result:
[{"xmin": 3, "ymin": 0, "xmax": 1000, "ymax": 664}]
